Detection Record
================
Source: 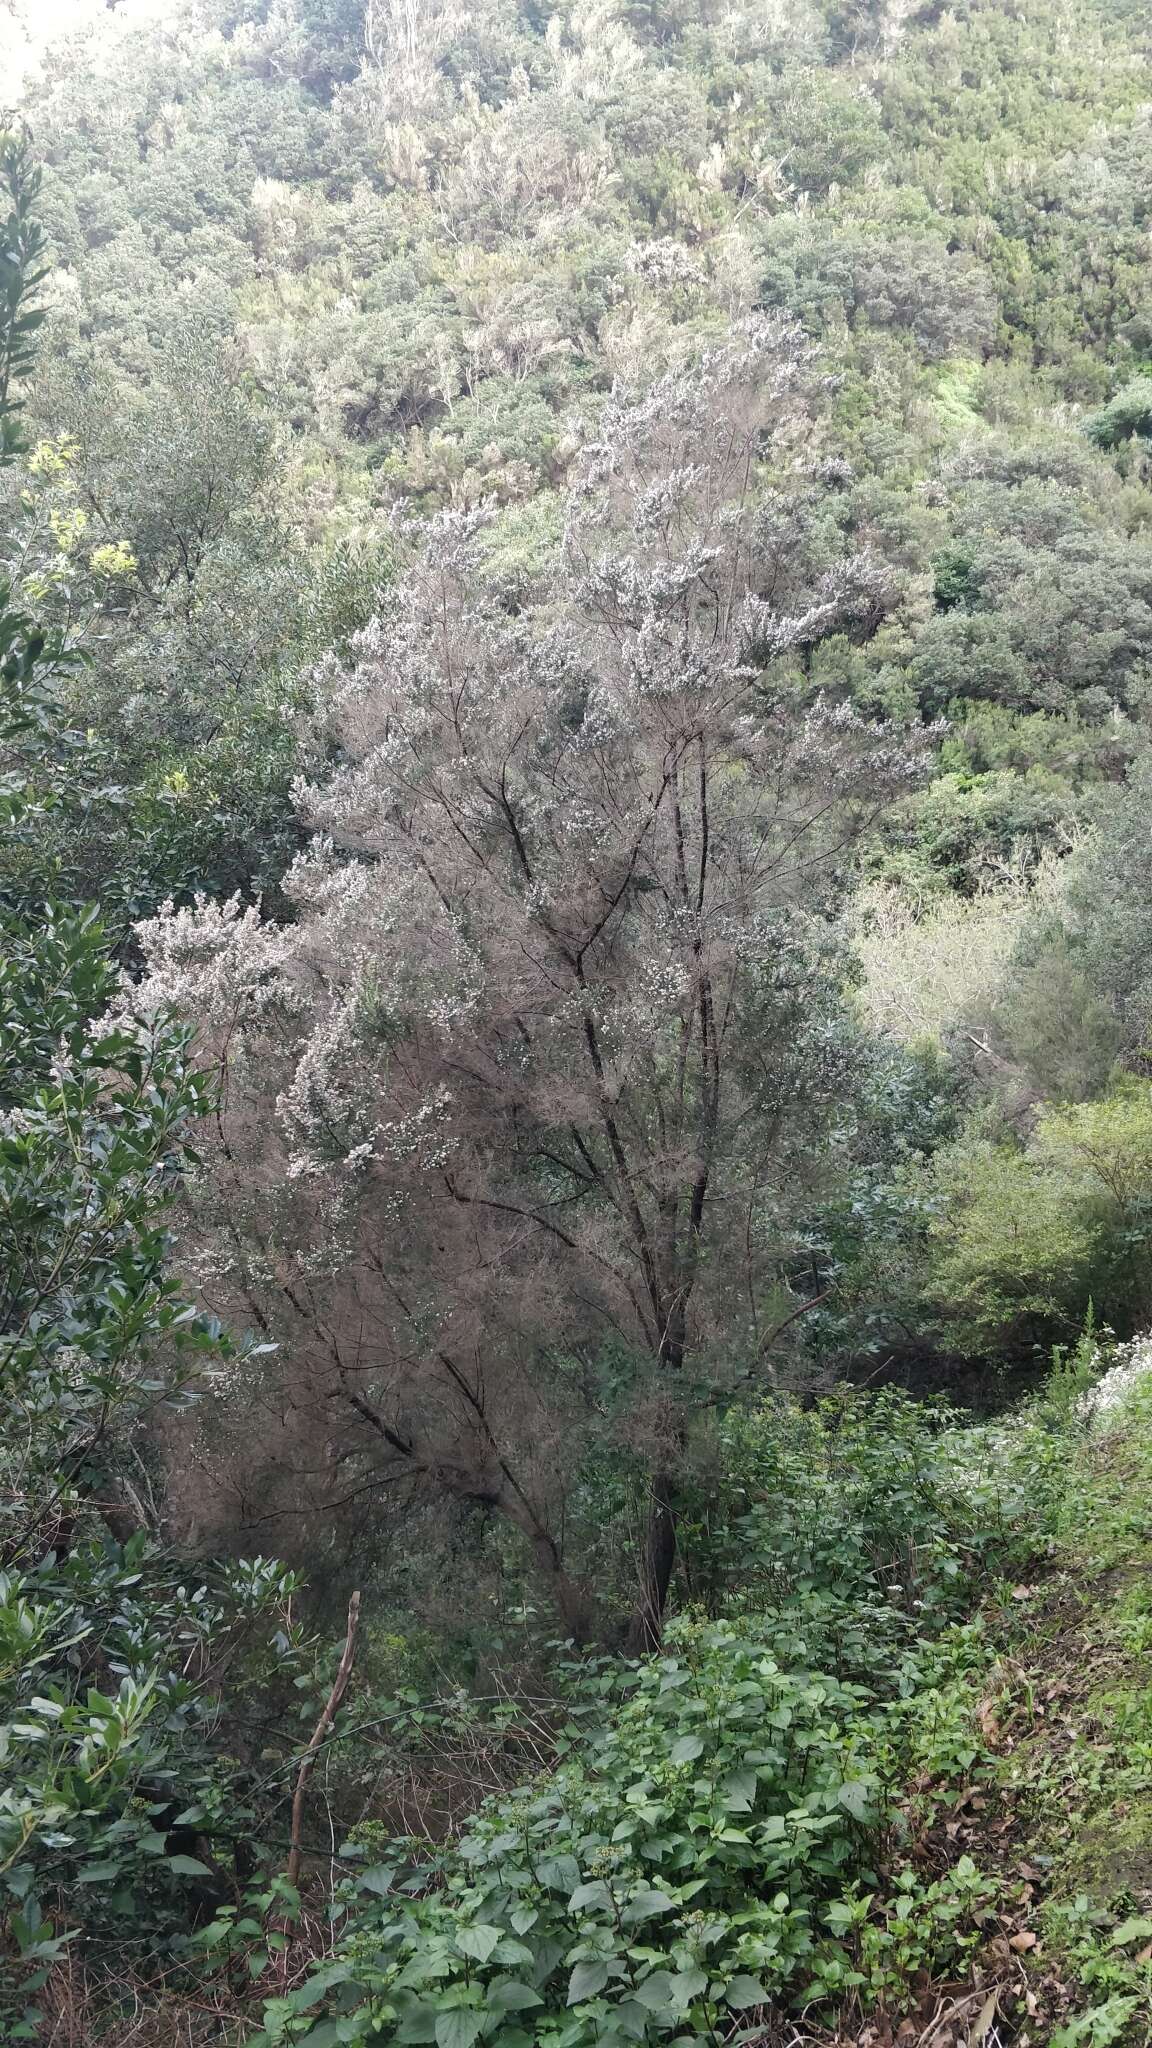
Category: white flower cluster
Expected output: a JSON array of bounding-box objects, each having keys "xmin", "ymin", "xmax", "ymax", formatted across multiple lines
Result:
[
  {"xmin": 278, "ymin": 996, "xmax": 373, "ymax": 1176},
  {"xmin": 1078, "ymin": 1334, "xmax": 1152, "ymax": 1422},
  {"xmin": 131, "ymin": 894, "xmax": 301, "ymax": 1032},
  {"xmin": 624, "ymin": 240, "xmax": 704, "ymax": 288}
]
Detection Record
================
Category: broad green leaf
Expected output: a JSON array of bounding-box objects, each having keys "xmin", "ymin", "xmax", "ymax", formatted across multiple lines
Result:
[
  {"xmin": 721, "ymin": 1769, "xmax": 757, "ymax": 1812},
  {"xmin": 435, "ymin": 2011, "xmax": 485, "ymax": 2048},
  {"xmin": 491, "ymin": 1937, "xmax": 535, "ymax": 1967},
  {"xmin": 724, "ymin": 1974, "xmax": 769, "ymax": 2010},
  {"xmin": 392, "ymin": 1997, "xmax": 439, "ymax": 2042},
  {"xmin": 836, "ymin": 1781, "xmax": 872, "ymax": 1822},
  {"xmin": 487, "ymin": 1980, "xmax": 543, "ymax": 2013},
  {"xmin": 621, "ymin": 1886, "xmax": 675, "ymax": 1923},
  {"xmin": 615, "ymin": 2002, "xmax": 650, "ymax": 2042},
  {"xmin": 671, "ymin": 1968, "xmax": 708, "ymax": 2003},
  {"xmin": 569, "ymin": 1879, "xmax": 613, "ymax": 1914},
  {"xmin": 669, "ymin": 1734, "xmax": 704, "ymax": 1765},
  {"xmin": 567, "ymin": 1959, "xmax": 610, "ymax": 2004},
  {"xmin": 634, "ymin": 1970, "xmax": 675, "ymax": 2012},
  {"xmin": 289, "ymin": 1965, "xmax": 357, "ymax": 2011},
  {"xmin": 456, "ymin": 1924, "xmax": 502, "ymax": 1964},
  {"xmin": 195, "ymin": 1920, "xmax": 233, "ymax": 1948},
  {"xmin": 1110, "ymin": 1917, "xmax": 1152, "ymax": 1947}
]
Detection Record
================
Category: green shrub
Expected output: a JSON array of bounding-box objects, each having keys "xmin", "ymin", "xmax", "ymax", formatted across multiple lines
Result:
[
  {"xmin": 254, "ymin": 1610, "xmax": 995, "ymax": 2048},
  {"xmin": 1084, "ymin": 377, "xmax": 1152, "ymax": 450},
  {"xmin": 683, "ymin": 1389, "xmax": 1007, "ymax": 1666},
  {"xmin": 254, "ymin": 1394, "xmax": 1008, "ymax": 2047},
  {"xmin": 923, "ymin": 1083, "xmax": 1152, "ymax": 1354}
]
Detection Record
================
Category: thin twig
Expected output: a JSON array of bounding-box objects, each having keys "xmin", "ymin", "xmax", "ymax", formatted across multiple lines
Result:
[{"xmin": 286, "ymin": 1591, "xmax": 361, "ymax": 1889}]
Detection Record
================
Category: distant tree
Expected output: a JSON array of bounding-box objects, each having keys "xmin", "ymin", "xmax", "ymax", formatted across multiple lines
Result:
[
  {"xmin": 0, "ymin": 132, "xmax": 48, "ymax": 467},
  {"xmin": 988, "ymin": 937, "xmax": 1120, "ymax": 1106},
  {"xmin": 758, "ymin": 226, "xmax": 997, "ymax": 362},
  {"xmin": 924, "ymin": 1081, "xmax": 1152, "ymax": 1355},
  {"xmin": 1084, "ymin": 376, "xmax": 1152, "ymax": 450},
  {"xmin": 851, "ymin": 873, "xmax": 1029, "ymax": 1047},
  {"xmin": 24, "ymin": 327, "xmax": 329, "ymax": 913},
  {"xmin": 1061, "ymin": 750, "xmax": 1152, "ymax": 1050},
  {"xmin": 53, "ymin": 325, "xmax": 274, "ymax": 604}
]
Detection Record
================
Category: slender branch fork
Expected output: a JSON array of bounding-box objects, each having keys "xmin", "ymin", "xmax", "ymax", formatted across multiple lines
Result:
[{"xmin": 286, "ymin": 1590, "xmax": 361, "ymax": 1890}]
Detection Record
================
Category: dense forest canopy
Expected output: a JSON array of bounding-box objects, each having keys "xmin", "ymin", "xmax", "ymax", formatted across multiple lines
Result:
[{"xmin": 6, "ymin": 0, "xmax": 1152, "ymax": 2042}]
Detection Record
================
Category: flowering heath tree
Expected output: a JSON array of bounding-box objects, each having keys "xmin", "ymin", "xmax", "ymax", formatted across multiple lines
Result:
[{"xmin": 136, "ymin": 317, "xmax": 924, "ymax": 1646}]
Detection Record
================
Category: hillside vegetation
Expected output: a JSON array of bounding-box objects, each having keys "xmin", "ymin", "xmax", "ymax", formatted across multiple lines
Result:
[{"xmin": 4, "ymin": 0, "xmax": 1152, "ymax": 2041}]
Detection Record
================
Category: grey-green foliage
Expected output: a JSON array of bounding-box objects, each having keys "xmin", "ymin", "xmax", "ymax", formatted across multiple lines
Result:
[
  {"xmin": 0, "ymin": 132, "xmax": 48, "ymax": 464},
  {"xmin": 0, "ymin": 913, "xmax": 301, "ymax": 1992},
  {"xmin": 1085, "ymin": 376, "xmax": 1152, "ymax": 449},
  {"xmin": 910, "ymin": 457, "xmax": 1152, "ymax": 720},
  {"xmin": 52, "ymin": 325, "xmax": 273, "ymax": 599},
  {"xmin": 15, "ymin": 0, "xmax": 1152, "ymax": 895},
  {"xmin": 26, "ymin": 324, "xmax": 349, "ymax": 910},
  {"xmin": 986, "ymin": 937, "xmax": 1121, "ymax": 1105},
  {"xmin": 758, "ymin": 223, "xmax": 997, "ymax": 361},
  {"xmin": 1062, "ymin": 753, "xmax": 1152, "ymax": 1049}
]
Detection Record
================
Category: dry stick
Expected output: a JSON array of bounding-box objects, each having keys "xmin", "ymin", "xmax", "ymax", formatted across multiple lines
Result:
[{"xmin": 286, "ymin": 1591, "xmax": 362, "ymax": 1890}]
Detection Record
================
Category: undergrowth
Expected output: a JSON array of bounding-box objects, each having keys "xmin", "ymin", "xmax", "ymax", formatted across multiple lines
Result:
[
  {"xmin": 40, "ymin": 1365, "xmax": 1152, "ymax": 2046},
  {"xmin": 244, "ymin": 1393, "xmax": 1010, "ymax": 2047},
  {"xmin": 975, "ymin": 1353, "xmax": 1152, "ymax": 2047}
]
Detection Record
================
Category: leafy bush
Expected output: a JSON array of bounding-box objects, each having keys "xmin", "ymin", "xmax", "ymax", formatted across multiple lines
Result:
[
  {"xmin": 254, "ymin": 1394, "xmax": 1006, "ymax": 2047},
  {"xmin": 0, "ymin": 1547, "xmax": 301, "ymax": 2002},
  {"xmin": 0, "ymin": 880, "xmax": 305, "ymax": 2031},
  {"xmin": 1062, "ymin": 752, "xmax": 1152, "ymax": 1051},
  {"xmin": 924, "ymin": 1083, "xmax": 1152, "ymax": 1355},
  {"xmin": 1084, "ymin": 377, "xmax": 1152, "ymax": 450},
  {"xmin": 0, "ymin": 146, "xmax": 308, "ymax": 2032},
  {"xmin": 254, "ymin": 1611, "xmax": 994, "ymax": 2048},
  {"xmin": 684, "ymin": 1390, "xmax": 1009, "ymax": 1664}
]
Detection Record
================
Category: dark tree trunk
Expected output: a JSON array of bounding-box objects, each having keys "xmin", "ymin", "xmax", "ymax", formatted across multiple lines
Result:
[
  {"xmin": 497, "ymin": 1484, "xmax": 599, "ymax": 1645},
  {"xmin": 625, "ymin": 1466, "xmax": 680, "ymax": 1655},
  {"xmin": 528, "ymin": 1531, "xmax": 599, "ymax": 1646},
  {"xmin": 623, "ymin": 1295, "xmax": 692, "ymax": 1655}
]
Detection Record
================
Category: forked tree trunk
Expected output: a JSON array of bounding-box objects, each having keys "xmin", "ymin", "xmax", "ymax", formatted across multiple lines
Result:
[{"xmin": 339, "ymin": 1368, "xmax": 600, "ymax": 1644}]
